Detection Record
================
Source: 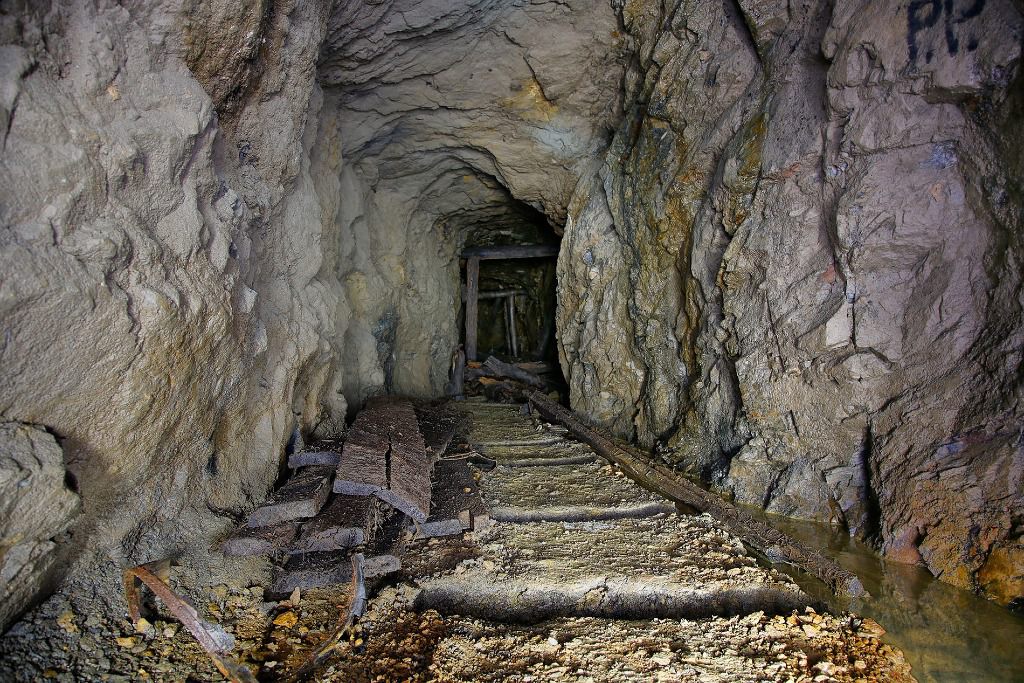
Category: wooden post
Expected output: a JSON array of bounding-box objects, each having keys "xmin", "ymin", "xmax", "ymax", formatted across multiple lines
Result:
[
  {"xmin": 508, "ymin": 294, "xmax": 518, "ymax": 358},
  {"xmin": 503, "ymin": 297, "xmax": 512, "ymax": 356},
  {"xmin": 465, "ymin": 256, "xmax": 480, "ymax": 361}
]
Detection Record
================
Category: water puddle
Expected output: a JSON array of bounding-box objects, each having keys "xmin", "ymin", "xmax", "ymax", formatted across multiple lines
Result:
[{"xmin": 761, "ymin": 514, "xmax": 1024, "ymax": 682}]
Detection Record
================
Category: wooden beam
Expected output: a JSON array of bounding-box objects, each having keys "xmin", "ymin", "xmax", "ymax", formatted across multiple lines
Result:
[
  {"xmin": 525, "ymin": 391, "xmax": 868, "ymax": 599},
  {"xmin": 482, "ymin": 355, "xmax": 546, "ymax": 389},
  {"xmin": 461, "ymin": 289, "xmax": 526, "ymax": 301},
  {"xmin": 462, "ymin": 244, "xmax": 558, "ymax": 260},
  {"xmin": 465, "ymin": 256, "xmax": 480, "ymax": 361}
]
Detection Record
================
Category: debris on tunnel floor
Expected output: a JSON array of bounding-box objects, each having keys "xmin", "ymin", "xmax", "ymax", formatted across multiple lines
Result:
[
  {"xmin": 527, "ymin": 391, "xmax": 868, "ymax": 599},
  {"xmin": 123, "ymin": 561, "xmax": 256, "ymax": 682},
  {"xmin": 311, "ymin": 586, "xmax": 913, "ymax": 683},
  {"xmin": 0, "ymin": 397, "xmax": 914, "ymax": 682}
]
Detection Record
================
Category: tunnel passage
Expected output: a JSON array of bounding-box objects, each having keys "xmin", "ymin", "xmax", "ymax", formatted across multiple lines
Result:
[
  {"xmin": 460, "ymin": 242, "xmax": 559, "ymax": 364},
  {"xmin": 318, "ymin": 0, "xmax": 624, "ymax": 402},
  {"xmin": 0, "ymin": 0, "xmax": 1022, "ymax": 677}
]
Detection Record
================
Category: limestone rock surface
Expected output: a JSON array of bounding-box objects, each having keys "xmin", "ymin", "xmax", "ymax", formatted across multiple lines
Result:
[
  {"xmin": 0, "ymin": 422, "xmax": 79, "ymax": 629},
  {"xmin": 557, "ymin": 0, "xmax": 1024, "ymax": 602},
  {"xmin": 0, "ymin": 0, "xmax": 343, "ymax": 630}
]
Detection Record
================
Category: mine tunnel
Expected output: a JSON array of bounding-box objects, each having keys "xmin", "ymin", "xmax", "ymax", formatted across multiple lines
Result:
[{"xmin": 1, "ymin": 0, "xmax": 1024, "ymax": 681}]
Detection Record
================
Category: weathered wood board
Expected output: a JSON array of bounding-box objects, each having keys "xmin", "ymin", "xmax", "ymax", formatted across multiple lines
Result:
[
  {"xmin": 334, "ymin": 397, "xmax": 433, "ymax": 522},
  {"xmin": 288, "ymin": 450, "xmax": 342, "ymax": 469},
  {"xmin": 414, "ymin": 403, "xmax": 458, "ymax": 460},
  {"xmin": 270, "ymin": 551, "xmax": 400, "ymax": 597},
  {"xmin": 245, "ymin": 466, "xmax": 333, "ymax": 528},
  {"xmin": 334, "ymin": 406, "xmax": 389, "ymax": 496},
  {"xmin": 414, "ymin": 458, "xmax": 488, "ymax": 538},
  {"xmin": 288, "ymin": 495, "xmax": 378, "ymax": 555},
  {"xmin": 220, "ymin": 522, "xmax": 299, "ymax": 557}
]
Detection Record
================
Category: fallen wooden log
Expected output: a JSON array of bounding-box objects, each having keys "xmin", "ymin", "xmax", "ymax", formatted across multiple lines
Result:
[
  {"xmin": 525, "ymin": 391, "xmax": 866, "ymax": 599},
  {"xmin": 482, "ymin": 355, "xmax": 547, "ymax": 389}
]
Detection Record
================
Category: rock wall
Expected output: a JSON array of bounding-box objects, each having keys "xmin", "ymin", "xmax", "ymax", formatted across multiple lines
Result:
[
  {"xmin": 0, "ymin": 0, "xmax": 347, "ymax": 628},
  {"xmin": 558, "ymin": 0, "xmax": 1023, "ymax": 603}
]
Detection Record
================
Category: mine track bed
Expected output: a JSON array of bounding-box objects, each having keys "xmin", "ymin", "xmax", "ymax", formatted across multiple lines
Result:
[
  {"xmin": 345, "ymin": 398, "xmax": 914, "ymax": 682},
  {"xmin": 0, "ymin": 397, "xmax": 913, "ymax": 683}
]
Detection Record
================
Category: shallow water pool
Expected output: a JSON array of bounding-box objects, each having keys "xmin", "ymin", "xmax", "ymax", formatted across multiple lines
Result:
[{"xmin": 762, "ymin": 514, "xmax": 1024, "ymax": 682}]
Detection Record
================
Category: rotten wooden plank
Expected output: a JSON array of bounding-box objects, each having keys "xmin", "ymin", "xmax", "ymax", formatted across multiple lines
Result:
[
  {"xmin": 288, "ymin": 450, "xmax": 341, "ymax": 469},
  {"xmin": 245, "ymin": 467, "xmax": 333, "ymax": 528},
  {"xmin": 334, "ymin": 407, "xmax": 389, "ymax": 496},
  {"xmin": 270, "ymin": 551, "xmax": 400, "ymax": 597},
  {"xmin": 220, "ymin": 522, "xmax": 299, "ymax": 557},
  {"xmin": 462, "ymin": 244, "xmax": 559, "ymax": 260},
  {"xmin": 336, "ymin": 397, "xmax": 434, "ymax": 522},
  {"xmin": 414, "ymin": 402, "xmax": 459, "ymax": 460},
  {"xmin": 526, "ymin": 391, "xmax": 867, "ymax": 599},
  {"xmin": 288, "ymin": 495, "xmax": 378, "ymax": 554},
  {"xmin": 414, "ymin": 458, "xmax": 488, "ymax": 538},
  {"xmin": 376, "ymin": 398, "xmax": 432, "ymax": 522},
  {"xmin": 379, "ymin": 443, "xmax": 431, "ymax": 523}
]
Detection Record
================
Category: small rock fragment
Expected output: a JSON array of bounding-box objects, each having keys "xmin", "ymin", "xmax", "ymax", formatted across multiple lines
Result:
[{"xmin": 273, "ymin": 611, "xmax": 298, "ymax": 628}]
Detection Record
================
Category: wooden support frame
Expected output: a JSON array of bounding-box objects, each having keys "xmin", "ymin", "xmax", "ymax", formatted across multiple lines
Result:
[
  {"xmin": 462, "ymin": 244, "xmax": 558, "ymax": 260},
  {"xmin": 461, "ymin": 244, "xmax": 557, "ymax": 362},
  {"xmin": 465, "ymin": 256, "xmax": 480, "ymax": 361}
]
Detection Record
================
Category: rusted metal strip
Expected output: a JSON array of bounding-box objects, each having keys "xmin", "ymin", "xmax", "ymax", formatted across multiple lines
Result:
[
  {"xmin": 123, "ymin": 562, "xmax": 257, "ymax": 683},
  {"xmin": 526, "ymin": 390, "xmax": 867, "ymax": 599},
  {"xmin": 284, "ymin": 553, "xmax": 366, "ymax": 682}
]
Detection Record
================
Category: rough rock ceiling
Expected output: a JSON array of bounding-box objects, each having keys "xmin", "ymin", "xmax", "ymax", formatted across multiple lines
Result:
[{"xmin": 319, "ymin": 0, "xmax": 625, "ymax": 241}]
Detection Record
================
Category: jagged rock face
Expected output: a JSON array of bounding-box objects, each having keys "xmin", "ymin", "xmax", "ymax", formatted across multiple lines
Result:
[
  {"xmin": 0, "ymin": 0, "xmax": 344, "ymax": 628},
  {"xmin": 558, "ymin": 0, "xmax": 1024, "ymax": 603},
  {"xmin": 0, "ymin": 423, "xmax": 79, "ymax": 629},
  {"xmin": 0, "ymin": 0, "xmax": 622, "ymax": 629}
]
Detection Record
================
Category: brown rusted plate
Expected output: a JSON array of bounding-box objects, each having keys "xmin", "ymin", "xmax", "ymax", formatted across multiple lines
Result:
[{"xmin": 124, "ymin": 563, "xmax": 256, "ymax": 683}]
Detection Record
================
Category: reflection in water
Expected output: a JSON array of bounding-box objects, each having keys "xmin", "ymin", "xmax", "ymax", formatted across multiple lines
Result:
[{"xmin": 760, "ymin": 514, "xmax": 1024, "ymax": 683}]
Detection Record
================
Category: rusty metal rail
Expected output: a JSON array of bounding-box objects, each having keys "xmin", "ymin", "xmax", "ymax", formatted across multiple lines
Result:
[{"xmin": 123, "ymin": 561, "xmax": 257, "ymax": 683}]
